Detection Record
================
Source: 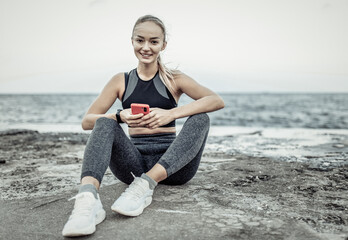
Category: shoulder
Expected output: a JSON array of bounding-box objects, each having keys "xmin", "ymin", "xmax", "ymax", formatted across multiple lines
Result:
[
  {"xmin": 173, "ymin": 70, "xmax": 197, "ymax": 83},
  {"xmin": 110, "ymin": 69, "xmax": 137, "ymax": 84},
  {"xmin": 109, "ymin": 72, "xmax": 126, "ymax": 84},
  {"xmin": 173, "ymin": 71, "xmax": 199, "ymax": 91},
  {"xmin": 101, "ymin": 72, "xmax": 127, "ymax": 98}
]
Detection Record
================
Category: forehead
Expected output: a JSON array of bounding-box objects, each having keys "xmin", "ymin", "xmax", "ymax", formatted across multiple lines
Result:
[{"xmin": 133, "ymin": 21, "xmax": 164, "ymax": 38}]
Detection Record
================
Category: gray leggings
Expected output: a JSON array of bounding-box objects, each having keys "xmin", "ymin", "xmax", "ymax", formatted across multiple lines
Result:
[{"xmin": 81, "ymin": 113, "xmax": 210, "ymax": 185}]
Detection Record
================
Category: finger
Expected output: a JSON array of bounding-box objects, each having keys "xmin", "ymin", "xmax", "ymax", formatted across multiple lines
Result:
[
  {"xmin": 129, "ymin": 122, "xmax": 146, "ymax": 128},
  {"xmin": 129, "ymin": 113, "xmax": 144, "ymax": 119},
  {"xmin": 149, "ymin": 108, "xmax": 158, "ymax": 112},
  {"xmin": 142, "ymin": 109, "xmax": 158, "ymax": 119},
  {"xmin": 144, "ymin": 121, "xmax": 153, "ymax": 127},
  {"xmin": 129, "ymin": 119, "xmax": 145, "ymax": 125},
  {"xmin": 142, "ymin": 112, "xmax": 156, "ymax": 121},
  {"xmin": 149, "ymin": 124, "xmax": 159, "ymax": 129},
  {"xmin": 143, "ymin": 114, "xmax": 159, "ymax": 125},
  {"xmin": 148, "ymin": 120, "xmax": 160, "ymax": 128},
  {"xmin": 141, "ymin": 114, "xmax": 152, "ymax": 121}
]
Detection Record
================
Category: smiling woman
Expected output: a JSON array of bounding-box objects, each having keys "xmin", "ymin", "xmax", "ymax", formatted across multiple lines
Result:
[
  {"xmin": 131, "ymin": 15, "xmax": 178, "ymax": 94},
  {"xmin": 132, "ymin": 22, "xmax": 165, "ymax": 64},
  {"xmin": 61, "ymin": 15, "xmax": 224, "ymax": 237}
]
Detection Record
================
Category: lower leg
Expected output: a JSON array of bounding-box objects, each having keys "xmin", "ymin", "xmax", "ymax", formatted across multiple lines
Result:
[
  {"xmin": 145, "ymin": 114, "xmax": 209, "ymax": 185},
  {"xmin": 79, "ymin": 117, "xmax": 122, "ymax": 199},
  {"xmin": 157, "ymin": 113, "xmax": 210, "ymax": 178},
  {"xmin": 81, "ymin": 117, "xmax": 119, "ymax": 186},
  {"xmin": 146, "ymin": 163, "xmax": 167, "ymax": 183},
  {"xmin": 81, "ymin": 116, "xmax": 141, "ymax": 189},
  {"xmin": 81, "ymin": 176, "xmax": 100, "ymax": 190}
]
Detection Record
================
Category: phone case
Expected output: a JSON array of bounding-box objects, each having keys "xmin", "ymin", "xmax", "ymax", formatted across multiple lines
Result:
[{"xmin": 131, "ymin": 103, "xmax": 150, "ymax": 115}]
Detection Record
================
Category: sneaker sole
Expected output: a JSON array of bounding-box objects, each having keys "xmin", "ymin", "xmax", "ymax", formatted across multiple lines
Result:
[
  {"xmin": 62, "ymin": 208, "xmax": 106, "ymax": 237},
  {"xmin": 111, "ymin": 197, "xmax": 152, "ymax": 217}
]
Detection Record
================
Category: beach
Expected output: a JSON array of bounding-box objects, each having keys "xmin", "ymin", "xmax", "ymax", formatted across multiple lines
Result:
[{"xmin": 1, "ymin": 128, "xmax": 347, "ymax": 239}]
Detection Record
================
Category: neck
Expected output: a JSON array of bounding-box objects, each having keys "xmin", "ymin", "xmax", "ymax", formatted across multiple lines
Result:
[{"xmin": 137, "ymin": 62, "xmax": 159, "ymax": 80}]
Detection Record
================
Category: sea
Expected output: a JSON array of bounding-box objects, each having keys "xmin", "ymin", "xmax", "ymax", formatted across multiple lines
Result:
[{"xmin": 1, "ymin": 93, "xmax": 348, "ymax": 169}]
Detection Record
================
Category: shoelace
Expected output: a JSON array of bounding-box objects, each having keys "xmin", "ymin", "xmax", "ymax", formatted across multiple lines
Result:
[
  {"xmin": 121, "ymin": 173, "xmax": 149, "ymax": 200},
  {"xmin": 68, "ymin": 194, "xmax": 94, "ymax": 218}
]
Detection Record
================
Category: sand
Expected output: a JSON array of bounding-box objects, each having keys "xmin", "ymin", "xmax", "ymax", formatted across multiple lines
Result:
[{"xmin": 0, "ymin": 129, "xmax": 347, "ymax": 240}]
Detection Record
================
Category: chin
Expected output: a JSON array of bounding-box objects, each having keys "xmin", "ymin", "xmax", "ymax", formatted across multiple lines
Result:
[{"xmin": 138, "ymin": 57, "xmax": 156, "ymax": 64}]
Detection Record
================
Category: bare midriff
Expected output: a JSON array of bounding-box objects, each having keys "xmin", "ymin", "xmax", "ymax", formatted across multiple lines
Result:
[{"xmin": 129, "ymin": 127, "xmax": 176, "ymax": 136}]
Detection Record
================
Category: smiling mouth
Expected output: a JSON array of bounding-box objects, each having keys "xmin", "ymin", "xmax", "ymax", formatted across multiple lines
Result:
[{"xmin": 140, "ymin": 53, "xmax": 152, "ymax": 58}]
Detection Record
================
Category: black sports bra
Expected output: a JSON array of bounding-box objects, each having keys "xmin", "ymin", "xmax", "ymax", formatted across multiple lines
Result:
[{"xmin": 122, "ymin": 69, "xmax": 177, "ymax": 127}]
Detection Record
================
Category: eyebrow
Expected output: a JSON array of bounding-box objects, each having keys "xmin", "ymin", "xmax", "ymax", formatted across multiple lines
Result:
[{"xmin": 136, "ymin": 35, "xmax": 160, "ymax": 40}]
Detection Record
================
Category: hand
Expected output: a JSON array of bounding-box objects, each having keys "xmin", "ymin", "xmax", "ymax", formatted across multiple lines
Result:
[
  {"xmin": 141, "ymin": 108, "xmax": 175, "ymax": 129},
  {"xmin": 120, "ymin": 108, "xmax": 146, "ymax": 127}
]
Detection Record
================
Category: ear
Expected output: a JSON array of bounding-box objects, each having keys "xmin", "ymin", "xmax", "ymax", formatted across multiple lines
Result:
[
  {"xmin": 131, "ymin": 37, "xmax": 134, "ymax": 46},
  {"xmin": 161, "ymin": 41, "xmax": 167, "ymax": 51}
]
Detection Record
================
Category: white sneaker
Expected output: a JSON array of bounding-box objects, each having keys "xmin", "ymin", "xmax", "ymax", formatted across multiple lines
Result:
[
  {"xmin": 62, "ymin": 192, "xmax": 106, "ymax": 237},
  {"xmin": 111, "ymin": 174, "xmax": 154, "ymax": 217}
]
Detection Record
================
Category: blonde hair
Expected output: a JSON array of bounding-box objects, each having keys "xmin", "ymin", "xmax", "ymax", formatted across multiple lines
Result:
[{"xmin": 132, "ymin": 15, "xmax": 178, "ymax": 92}]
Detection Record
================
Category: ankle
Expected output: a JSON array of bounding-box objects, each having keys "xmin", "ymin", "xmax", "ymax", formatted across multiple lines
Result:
[
  {"xmin": 79, "ymin": 184, "xmax": 98, "ymax": 199},
  {"xmin": 81, "ymin": 176, "xmax": 100, "ymax": 189},
  {"xmin": 145, "ymin": 164, "xmax": 167, "ymax": 182},
  {"xmin": 140, "ymin": 173, "xmax": 157, "ymax": 190}
]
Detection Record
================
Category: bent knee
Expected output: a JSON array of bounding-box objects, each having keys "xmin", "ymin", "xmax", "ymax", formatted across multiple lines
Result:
[
  {"xmin": 188, "ymin": 113, "xmax": 210, "ymax": 129},
  {"xmin": 197, "ymin": 113, "xmax": 210, "ymax": 123},
  {"xmin": 96, "ymin": 116, "xmax": 112, "ymax": 124},
  {"xmin": 94, "ymin": 117, "xmax": 119, "ymax": 131}
]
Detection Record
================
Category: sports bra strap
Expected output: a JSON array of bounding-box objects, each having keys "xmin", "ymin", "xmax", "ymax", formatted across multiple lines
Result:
[{"xmin": 122, "ymin": 72, "xmax": 129, "ymax": 101}]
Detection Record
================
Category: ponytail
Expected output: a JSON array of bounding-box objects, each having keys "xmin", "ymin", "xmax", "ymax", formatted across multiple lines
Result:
[{"xmin": 157, "ymin": 55, "xmax": 178, "ymax": 94}]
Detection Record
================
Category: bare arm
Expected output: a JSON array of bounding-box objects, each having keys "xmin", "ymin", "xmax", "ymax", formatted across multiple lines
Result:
[
  {"xmin": 81, "ymin": 73, "xmax": 123, "ymax": 130},
  {"xmin": 170, "ymin": 73, "xmax": 225, "ymax": 119}
]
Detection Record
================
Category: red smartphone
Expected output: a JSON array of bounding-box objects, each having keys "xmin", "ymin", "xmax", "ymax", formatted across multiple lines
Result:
[{"xmin": 131, "ymin": 103, "xmax": 150, "ymax": 115}]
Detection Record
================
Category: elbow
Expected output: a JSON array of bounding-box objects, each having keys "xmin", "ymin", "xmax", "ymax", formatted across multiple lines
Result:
[
  {"xmin": 81, "ymin": 122, "xmax": 88, "ymax": 131},
  {"xmin": 81, "ymin": 121, "xmax": 88, "ymax": 131},
  {"xmin": 216, "ymin": 95, "xmax": 225, "ymax": 110},
  {"xmin": 220, "ymin": 99, "xmax": 225, "ymax": 109},
  {"xmin": 81, "ymin": 118, "xmax": 91, "ymax": 131}
]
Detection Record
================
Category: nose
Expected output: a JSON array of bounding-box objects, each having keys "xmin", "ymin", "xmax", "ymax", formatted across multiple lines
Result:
[{"xmin": 142, "ymin": 41, "xmax": 150, "ymax": 51}]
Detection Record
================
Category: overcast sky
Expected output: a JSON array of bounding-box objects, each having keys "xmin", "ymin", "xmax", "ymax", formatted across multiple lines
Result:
[{"xmin": 0, "ymin": 0, "xmax": 347, "ymax": 93}]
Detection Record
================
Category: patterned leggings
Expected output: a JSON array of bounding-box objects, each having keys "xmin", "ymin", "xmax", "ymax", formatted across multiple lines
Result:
[{"xmin": 81, "ymin": 113, "xmax": 210, "ymax": 185}]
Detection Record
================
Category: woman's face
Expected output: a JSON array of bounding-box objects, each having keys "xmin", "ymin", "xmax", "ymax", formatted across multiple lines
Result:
[{"xmin": 132, "ymin": 21, "xmax": 166, "ymax": 65}]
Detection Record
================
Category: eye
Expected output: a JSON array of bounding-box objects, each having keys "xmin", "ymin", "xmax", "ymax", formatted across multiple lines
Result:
[
  {"xmin": 151, "ymin": 41, "xmax": 159, "ymax": 44},
  {"xmin": 136, "ymin": 39, "xmax": 143, "ymax": 43}
]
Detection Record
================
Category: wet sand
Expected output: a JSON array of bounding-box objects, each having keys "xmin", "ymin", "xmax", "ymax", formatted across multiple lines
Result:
[{"xmin": 0, "ymin": 129, "xmax": 347, "ymax": 239}]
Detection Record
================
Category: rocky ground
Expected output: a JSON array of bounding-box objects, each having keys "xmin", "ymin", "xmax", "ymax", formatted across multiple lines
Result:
[{"xmin": 0, "ymin": 129, "xmax": 347, "ymax": 239}]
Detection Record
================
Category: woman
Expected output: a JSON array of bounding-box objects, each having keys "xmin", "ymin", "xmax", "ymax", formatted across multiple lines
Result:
[{"xmin": 62, "ymin": 15, "xmax": 224, "ymax": 237}]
